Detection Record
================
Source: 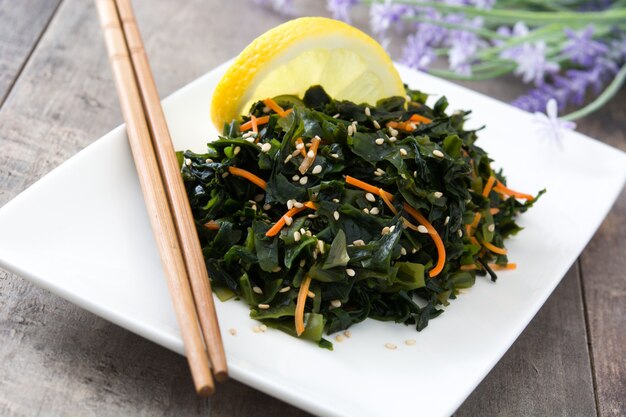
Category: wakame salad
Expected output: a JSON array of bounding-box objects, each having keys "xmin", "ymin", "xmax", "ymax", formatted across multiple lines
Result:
[{"xmin": 178, "ymin": 86, "xmax": 543, "ymax": 349}]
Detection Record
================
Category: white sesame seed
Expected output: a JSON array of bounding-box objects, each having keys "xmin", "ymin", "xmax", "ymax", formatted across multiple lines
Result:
[
  {"xmin": 333, "ymin": 113, "xmax": 341, "ymax": 118},
  {"xmin": 287, "ymin": 199, "xmax": 294, "ymax": 210},
  {"xmin": 373, "ymin": 120, "xmax": 381, "ymax": 129},
  {"xmin": 417, "ymin": 225, "xmax": 429, "ymax": 234},
  {"xmin": 385, "ymin": 343, "xmax": 397, "ymax": 350},
  {"xmin": 296, "ymin": 142, "xmax": 304, "ymax": 150},
  {"xmin": 458, "ymin": 229, "xmax": 463, "ymax": 237},
  {"xmin": 292, "ymin": 149, "xmax": 301, "ymax": 157},
  {"xmin": 389, "ymin": 225, "xmax": 396, "ymax": 233},
  {"xmin": 307, "ymin": 213, "xmax": 318, "ymax": 219},
  {"xmin": 245, "ymin": 137, "xmax": 255, "ymax": 143},
  {"xmin": 263, "ymin": 203, "xmax": 271, "ymax": 211},
  {"xmin": 412, "ymin": 247, "xmax": 418, "ymax": 254},
  {"xmin": 294, "ymin": 231, "xmax": 301, "ymax": 242},
  {"xmin": 222, "ymin": 172, "xmax": 229, "ymax": 178},
  {"xmin": 389, "ymin": 128, "xmax": 399, "ymax": 137},
  {"xmin": 363, "ymin": 208, "xmax": 370, "ymax": 214},
  {"xmin": 330, "ymin": 299, "xmax": 342, "ymax": 308},
  {"xmin": 398, "ymin": 148, "xmax": 408, "ymax": 158},
  {"xmin": 346, "ymin": 268, "xmax": 356, "ymax": 277},
  {"xmin": 205, "ymin": 158, "xmax": 213, "ymax": 163},
  {"xmin": 300, "ymin": 228, "xmax": 306, "ymax": 234},
  {"xmin": 260, "ymin": 324, "xmax": 268, "ymax": 332},
  {"xmin": 307, "ymin": 290, "xmax": 315, "ymax": 298},
  {"xmin": 253, "ymin": 286, "xmax": 263, "ymax": 294},
  {"xmin": 305, "ymin": 230, "xmax": 312, "ymax": 237},
  {"xmin": 311, "ymin": 165, "xmax": 323, "ymax": 175},
  {"xmin": 365, "ymin": 192, "xmax": 376, "ymax": 202},
  {"xmin": 284, "ymin": 215, "xmax": 293, "ymax": 226},
  {"xmin": 381, "ymin": 226, "xmax": 391, "ymax": 235},
  {"xmin": 413, "ymin": 171, "xmax": 418, "ymax": 177},
  {"xmin": 344, "ymin": 330, "xmax": 352, "ymax": 338},
  {"xmin": 284, "ymin": 154, "xmax": 293, "ymax": 163},
  {"xmin": 434, "ymin": 191, "xmax": 443, "ymax": 199},
  {"xmin": 185, "ymin": 158, "xmax": 192, "ymax": 166},
  {"xmin": 335, "ymin": 334, "xmax": 345, "ymax": 342},
  {"xmin": 488, "ymin": 224, "xmax": 495, "ymax": 232},
  {"xmin": 330, "ymin": 153, "xmax": 340, "ymax": 159},
  {"xmin": 333, "ymin": 211, "xmax": 340, "ymax": 221},
  {"xmin": 374, "ymin": 169, "xmax": 384, "ymax": 177},
  {"xmin": 405, "ymin": 339, "xmax": 416, "ymax": 346},
  {"xmin": 347, "ymin": 125, "xmax": 354, "ymax": 136},
  {"xmin": 332, "ymin": 198, "xmax": 340, "ymax": 203},
  {"xmin": 253, "ymin": 325, "xmax": 261, "ymax": 333},
  {"xmin": 229, "ymin": 328, "xmax": 237, "ymax": 336},
  {"xmin": 388, "ymin": 136, "xmax": 397, "ymax": 142},
  {"xmin": 294, "ymin": 201, "xmax": 304, "ymax": 208},
  {"xmin": 292, "ymin": 174, "xmax": 299, "ymax": 181},
  {"xmin": 317, "ymin": 240, "xmax": 325, "ymax": 254},
  {"xmin": 400, "ymin": 247, "xmax": 407, "ymax": 256},
  {"xmin": 375, "ymin": 138, "xmax": 385, "ymax": 145},
  {"xmin": 234, "ymin": 146, "xmax": 241, "ymax": 155},
  {"xmin": 307, "ymin": 150, "xmax": 315, "ymax": 159},
  {"xmin": 279, "ymin": 286, "xmax": 291, "ymax": 293},
  {"xmin": 299, "ymin": 176, "xmax": 308, "ymax": 185},
  {"xmin": 272, "ymin": 266, "xmax": 282, "ymax": 272},
  {"xmin": 261, "ymin": 143, "xmax": 272, "ymax": 153},
  {"xmin": 300, "ymin": 258, "xmax": 306, "ymax": 267},
  {"xmin": 444, "ymin": 216, "xmax": 450, "ymax": 225},
  {"xmin": 242, "ymin": 131, "xmax": 254, "ymax": 138},
  {"xmin": 254, "ymin": 193, "xmax": 265, "ymax": 202},
  {"xmin": 353, "ymin": 239, "xmax": 365, "ymax": 246},
  {"xmin": 258, "ymin": 304, "xmax": 270, "ymax": 310},
  {"xmin": 370, "ymin": 207, "xmax": 380, "ymax": 215},
  {"xmin": 365, "ymin": 107, "xmax": 371, "ymax": 116},
  {"xmin": 433, "ymin": 149, "xmax": 444, "ymax": 158}
]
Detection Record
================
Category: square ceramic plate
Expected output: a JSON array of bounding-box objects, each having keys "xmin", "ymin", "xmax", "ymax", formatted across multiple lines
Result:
[{"xmin": 0, "ymin": 62, "xmax": 624, "ymax": 417}]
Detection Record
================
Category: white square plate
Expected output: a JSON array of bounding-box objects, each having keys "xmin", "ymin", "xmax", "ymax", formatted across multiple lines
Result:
[{"xmin": 0, "ymin": 62, "xmax": 624, "ymax": 417}]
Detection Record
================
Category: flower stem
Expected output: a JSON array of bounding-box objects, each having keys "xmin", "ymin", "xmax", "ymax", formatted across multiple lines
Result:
[
  {"xmin": 562, "ymin": 63, "xmax": 626, "ymax": 121},
  {"xmin": 429, "ymin": 62, "xmax": 516, "ymax": 81},
  {"xmin": 405, "ymin": 16, "xmax": 509, "ymax": 40}
]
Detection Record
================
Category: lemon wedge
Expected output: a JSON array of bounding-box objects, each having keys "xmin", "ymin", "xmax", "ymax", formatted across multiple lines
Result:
[{"xmin": 210, "ymin": 17, "xmax": 405, "ymax": 129}]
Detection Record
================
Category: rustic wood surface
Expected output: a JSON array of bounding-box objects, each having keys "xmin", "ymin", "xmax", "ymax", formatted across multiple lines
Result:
[{"xmin": 0, "ymin": 1, "xmax": 623, "ymax": 416}]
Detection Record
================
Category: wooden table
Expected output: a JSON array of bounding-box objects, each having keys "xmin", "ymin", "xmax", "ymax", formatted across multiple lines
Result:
[{"xmin": 0, "ymin": 1, "xmax": 624, "ymax": 416}]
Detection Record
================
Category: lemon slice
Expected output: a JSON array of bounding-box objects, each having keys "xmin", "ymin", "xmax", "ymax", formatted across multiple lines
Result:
[{"xmin": 210, "ymin": 17, "xmax": 405, "ymax": 129}]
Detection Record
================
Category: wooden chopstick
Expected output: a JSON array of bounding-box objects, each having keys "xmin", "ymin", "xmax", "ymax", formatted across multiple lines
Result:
[
  {"xmin": 94, "ymin": 0, "xmax": 214, "ymax": 395},
  {"xmin": 114, "ymin": 0, "xmax": 228, "ymax": 381}
]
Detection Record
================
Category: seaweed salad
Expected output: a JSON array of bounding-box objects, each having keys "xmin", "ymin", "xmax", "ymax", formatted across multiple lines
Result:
[{"xmin": 178, "ymin": 86, "xmax": 543, "ymax": 349}]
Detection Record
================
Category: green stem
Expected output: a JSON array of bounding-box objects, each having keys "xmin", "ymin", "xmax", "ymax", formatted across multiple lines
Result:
[
  {"xmin": 405, "ymin": 16, "xmax": 509, "ymax": 40},
  {"xmin": 429, "ymin": 62, "xmax": 516, "ymax": 81},
  {"xmin": 474, "ymin": 24, "xmax": 564, "ymax": 60},
  {"xmin": 562, "ymin": 63, "xmax": 626, "ymax": 121}
]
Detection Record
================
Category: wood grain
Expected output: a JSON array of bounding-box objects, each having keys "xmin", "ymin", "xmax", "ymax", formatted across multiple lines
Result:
[{"xmin": 0, "ymin": 0, "xmax": 623, "ymax": 416}]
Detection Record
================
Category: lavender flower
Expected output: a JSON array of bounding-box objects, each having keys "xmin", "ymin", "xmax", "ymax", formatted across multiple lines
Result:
[
  {"xmin": 401, "ymin": 33, "xmax": 436, "ymax": 70},
  {"xmin": 533, "ymin": 99, "xmax": 576, "ymax": 146},
  {"xmin": 562, "ymin": 26, "xmax": 609, "ymax": 66},
  {"xmin": 445, "ymin": 16, "xmax": 486, "ymax": 75},
  {"xmin": 370, "ymin": 0, "xmax": 413, "ymax": 47},
  {"xmin": 327, "ymin": 0, "xmax": 360, "ymax": 23},
  {"xmin": 497, "ymin": 22, "xmax": 529, "ymax": 56},
  {"xmin": 513, "ymin": 41, "xmax": 560, "ymax": 86}
]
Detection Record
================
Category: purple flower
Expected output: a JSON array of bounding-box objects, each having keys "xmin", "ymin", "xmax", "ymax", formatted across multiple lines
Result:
[
  {"xmin": 444, "ymin": 16, "xmax": 485, "ymax": 75},
  {"xmin": 370, "ymin": 0, "xmax": 413, "ymax": 46},
  {"xmin": 401, "ymin": 33, "xmax": 436, "ymax": 70},
  {"xmin": 327, "ymin": 0, "xmax": 360, "ymax": 23},
  {"xmin": 562, "ymin": 26, "xmax": 609, "ymax": 66},
  {"xmin": 513, "ymin": 41, "xmax": 560, "ymax": 86},
  {"xmin": 533, "ymin": 98, "xmax": 576, "ymax": 146},
  {"xmin": 496, "ymin": 22, "xmax": 529, "ymax": 55}
]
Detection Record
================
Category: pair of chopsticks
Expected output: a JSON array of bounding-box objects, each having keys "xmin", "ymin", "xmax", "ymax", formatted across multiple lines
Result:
[{"xmin": 94, "ymin": 0, "xmax": 227, "ymax": 395}]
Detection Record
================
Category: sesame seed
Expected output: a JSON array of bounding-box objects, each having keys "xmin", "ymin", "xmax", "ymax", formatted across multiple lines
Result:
[
  {"xmin": 262, "ymin": 105, "xmax": 270, "ymax": 113},
  {"xmin": 333, "ymin": 113, "xmax": 341, "ymax": 118},
  {"xmin": 222, "ymin": 172, "xmax": 229, "ymax": 178},
  {"xmin": 330, "ymin": 299, "xmax": 342, "ymax": 308},
  {"xmin": 300, "ymin": 228, "xmax": 306, "ymax": 234},
  {"xmin": 365, "ymin": 192, "xmax": 376, "ymax": 202},
  {"xmin": 260, "ymin": 324, "xmax": 268, "ymax": 332},
  {"xmin": 205, "ymin": 158, "xmax": 213, "ymax": 163},
  {"xmin": 458, "ymin": 229, "xmax": 463, "ymax": 237},
  {"xmin": 307, "ymin": 290, "xmax": 315, "ymax": 298},
  {"xmin": 347, "ymin": 125, "xmax": 354, "ymax": 136},
  {"xmin": 381, "ymin": 226, "xmax": 391, "ymax": 235},
  {"xmin": 417, "ymin": 225, "xmax": 428, "ymax": 234},
  {"xmin": 363, "ymin": 208, "xmax": 369, "ymax": 214},
  {"xmin": 370, "ymin": 207, "xmax": 380, "ymax": 215},
  {"xmin": 433, "ymin": 191, "xmax": 443, "ymax": 198},
  {"xmin": 263, "ymin": 203, "xmax": 271, "ymax": 211},
  {"xmin": 388, "ymin": 136, "xmax": 397, "ymax": 142},
  {"xmin": 287, "ymin": 199, "xmax": 294, "ymax": 210},
  {"xmin": 272, "ymin": 266, "xmax": 282, "ymax": 272},
  {"xmin": 353, "ymin": 239, "xmax": 365, "ymax": 246},
  {"xmin": 412, "ymin": 247, "xmax": 418, "ymax": 254},
  {"xmin": 300, "ymin": 258, "xmax": 306, "ymax": 267},
  {"xmin": 317, "ymin": 240, "xmax": 325, "ymax": 254},
  {"xmin": 405, "ymin": 339, "xmax": 416, "ymax": 346},
  {"xmin": 292, "ymin": 174, "xmax": 300, "ymax": 181},
  {"xmin": 444, "ymin": 216, "xmax": 450, "ymax": 225},
  {"xmin": 253, "ymin": 286, "xmax": 263, "ymax": 294},
  {"xmin": 294, "ymin": 201, "xmax": 304, "ymax": 208},
  {"xmin": 346, "ymin": 268, "xmax": 356, "ymax": 277},
  {"xmin": 389, "ymin": 225, "xmax": 396, "ymax": 233},
  {"xmin": 385, "ymin": 343, "xmax": 397, "ymax": 350},
  {"xmin": 299, "ymin": 176, "xmax": 308, "ymax": 185},
  {"xmin": 400, "ymin": 247, "xmax": 407, "ymax": 256},
  {"xmin": 305, "ymin": 230, "xmax": 312, "ymax": 237},
  {"xmin": 242, "ymin": 131, "xmax": 254, "ymax": 138},
  {"xmin": 234, "ymin": 146, "xmax": 241, "ymax": 155},
  {"xmin": 279, "ymin": 286, "xmax": 291, "ymax": 293},
  {"xmin": 330, "ymin": 153, "xmax": 340, "ymax": 159},
  {"xmin": 292, "ymin": 149, "xmax": 301, "ymax": 157},
  {"xmin": 312, "ymin": 250, "xmax": 318, "ymax": 260},
  {"xmin": 229, "ymin": 328, "xmax": 237, "ymax": 336},
  {"xmin": 365, "ymin": 107, "xmax": 371, "ymax": 116},
  {"xmin": 344, "ymin": 330, "xmax": 352, "ymax": 338},
  {"xmin": 184, "ymin": 158, "xmax": 192, "ymax": 166},
  {"xmin": 332, "ymin": 198, "xmax": 340, "ymax": 203},
  {"xmin": 284, "ymin": 154, "xmax": 293, "ymax": 163},
  {"xmin": 294, "ymin": 231, "xmax": 301, "ymax": 242},
  {"xmin": 389, "ymin": 128, "xmax": 399, "ymax": 137},
  {"xmin": 488, "ymin": 224, "xmax": 495, "ymax": 232},
  {"xmin": 253, "ymin": 326, "xmax": 261, "ymax": 333},
  {"xmin": 373, "ymin": 120, "xmax": 381, "ymax": 129},
  {"xmin": 254, "ymin": 193, "xmax": 265, "ymax": 202},
  {"xmin": 245, "ymin": 137, "xmax": 255, "ymax": 143},
  {"xmin": 433, "ymin": 149, "xmax": 444, "ymax": 158},
  {"xmin": 335, "ymin": 334, "xmax": 345, "ymax": 342},
  {"xmin": 398, "ymin": 148, "xmax": 408, "ymax": 157},
  {"xmin": 295, "ymin": 142, "xmax": 304, "ymax": 150},
  {"xmin": 284, "ymin": 215, "xmax": 293, "ymax": 226},
  {"xmin": 258, "ymin": 304, "xmax": 270, "ymax": 310},
  {"xmin": 333, "ymin": 211, "xmax": 340, "ymax": 221},
  {"xmin": 261, "ymin": 143, "xmax": 272, "ymax": 153},
  {"xmin": 312, "ymin": 165, "xmax": 322, "ymax": 175},
  {"xmin": 307, "ymin": 150, "xmax": 315, "ymax": 159},
  {"xmin": 375, "ymin": 138, "xmax": 385, "ymax": 145}
]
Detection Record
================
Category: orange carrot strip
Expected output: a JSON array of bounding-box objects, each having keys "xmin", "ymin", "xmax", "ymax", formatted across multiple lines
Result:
[
  {"xmin": 204, "ymin": 221, "xmax": 220, "ymax": 230},
  {"xmin": 481, "ymin": 240, "xmax": 508, "ymax": 255},
  {"xmin": 470, "ymin": 213, "xmax": 482, "ymax": 230},
  {"xmin": 409, "ymin": 114, "xmax": 433, "ymax": 124},
  {"xmin": 228, "ymin": 166, "xmax": 267, "ymax": 190},
  {"xmin": 263, "ymin": 98, "xmax": 286, "ymax": 117},
  {"xmin": 251, "ymin": 115, "xmax": 259, "ymax": 134},
  {"xmin": 303, "ymin": 201, "xmax": 319, "ymax": 210},
  {"xmin": 265, "ymin": 206, "xmax": 307, "ymax": 237},
  {"xmin": 295, "ymin": 137, "xmax": 307, "ymax": 157},
  {"xmin": 470, "ymin": 236, "xmax": 480, "ymax": 247},
  {"xmin": 460, "ymin": 264, "xmax": 478, "ymax": 271},
  {"xmin": 402, "ymin": 203, "xmax": 446, "ymax": 278},
  {"xmin": 379, "ymin": 189, "xmax": 398, "ymax": 215},
  {"xmin": 298, "ymin": 136, "xmax": 321, "ymax": 174},
  {"xmin": 494, "ymin": 181, "xmax": 534, "ymax": 201},
  {"xmin": 295, "ymin": 275, "xmax": 312, "ymax": 336},
  {"xmin": 240, "ymin": 115, "xmax": 270, "ymax": 132},
  {"xmin": 282, "ymin": 108, "xmax": 293, "ymax": 117},
  {"xmin": 482, "ymin": 176, "xmax": 497, "ymax": 197},
  {"xmin": 490, "ymin": 208, "xmax": 500, "ymax": 215},
  {"xmin": 488, "ymin": 263, "xmax": 517, "ymax": 271},
  {"xmin": 344, "ymin": 176, "xmax": 394, "ymax": 202}
]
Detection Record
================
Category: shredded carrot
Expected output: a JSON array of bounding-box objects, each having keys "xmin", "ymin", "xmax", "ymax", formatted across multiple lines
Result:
[
  {"xmin": 303, "ymin": 201, "xmax": 319, "ymax": 210},
  {"xmin": 402, "ymin": 203, "xmax": 446, "ymax": 277},
  {"xmin": 344, "ymin": 176, "xmax": 394, "ymax": 201},
  {"xmin": 251, "ymin": 115, "xmax": 259, "ymax": 134},
  {"xmin": 228, "ymin": 166, "xmax": 267, "ymax": 190},
  {"xmin": 379, "ymin": 189, "xmax": 398, "ymax": 215},
  {"xmin": 387, "ymin": 121, "xmax": 415, "ymax": 132},
  {"xmin": 409, "ymin": 114, "xmax": 433, "ymax": 124},
  {"xmin": 204, "ymin": 221, "xmax": 220, "ymax": 230},
  {"xmin": 494, "ymin": 180, "xmax": 534, "ymax": 201},
  {"xmin": 482, "ymin": 176, "xmax": 497, "ymax": 197},
  {"xmin": 481, "ymin": 240, "xmax": 508, "ymax": 255},
  {"xmin": 298, "ymin": 136, "xmax": 321, "ymax": 174},
  {"xmin": 488, "ymin": 263, "xmax": 516, "ymax": 271},
  {"xmin": 240, "ymin": 116, "xmax": 269, "ymax": 132},
  {"xmin": 470, "ymin": 213, "xmax": 482, "ymax": 230},
  {"xmin": 295, "ymin": 137, "xmax": 307, "ymax": 157},
  {"xmin": 469, "ymin": 236, "xmax": 480, "ymax": 247},
  {"xmin": 460, "ymin": 264, "xmax": 478, "ymax": 271},
  {"xmin": 265, "ymin": 206, "xmax": 307, "ymax": 237},
  {"xmin": 490, "ymin": 208, "xmax": 500, "ymax": 215},
  {"xmin": 262, "ymin": 98, "xmax": 286, "ymax": 117},
  {"xmin": 295, "ymin": 275, "xmax": 312, "ymax": 336},
  {"xmin": 282, "ymin": 108, "xmax": 294, "ymax": 117}
]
